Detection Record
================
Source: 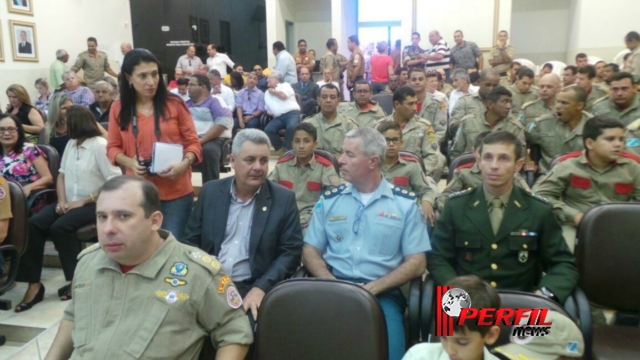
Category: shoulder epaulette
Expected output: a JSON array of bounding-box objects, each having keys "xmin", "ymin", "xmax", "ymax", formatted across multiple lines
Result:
[
  {"xmin": 393, "ymin": 186, "xmax": 418, "ymax": 200},
  {"xmin": 448, "ymin": 188, "xmax": 472, "ymax": 199},
  {"xmin": 455, "ymin": 162, "xmax": 475, "ymax": 171},
  {"xmin": 621, "ymin": 152, "xmax": 640, "ymax": 163},
  {"xmin": 593, "ymin": 96, "xmax": 610, "ymax": 106},
  {"xmin": 186, "ymin": 249, "xmax": 222, "ymax": 276},
  {"xmin": 627, "ymin": 118, "xmax": 640, "ymax": 131},
  {"xmin": 521, "ymin": 99, "xmax": 537, "ymax": 110},
  {"xmin": 322, "ymin": 184, "xmax": 347, "ymax": 199},
  {"xmin": 557, "ymin": 151, "xmax": 582, "ymax": 162},
  {"xmin": 533, "ymin": 112, "xmax": 556, "ymax": 123},
  {"xmin": 277, "ymin": 154, "xmax": 295, "ymax": 164},
  {"xmin": 315, "ymin": 154, "xmax": 333, "ymax": 167},
  {"xmin": 524, "ymin": 190, "xmax": 549, "ymax": 203},
  {"xmin": 400, "ymin": 155, "xmax": 419, "ymax": 163},
  {"xmin": 78, "ymin": 243, "xmax": 100, "ymax": 260},
  {"xmin": 460, "ymin": 113, "xmax": 477, "ymax": 122}
]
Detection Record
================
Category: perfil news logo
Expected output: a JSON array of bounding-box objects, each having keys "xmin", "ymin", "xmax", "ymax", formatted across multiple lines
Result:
[{"xmin": 436, "ymin": 286, "xmax": 553, "ymax": 337}]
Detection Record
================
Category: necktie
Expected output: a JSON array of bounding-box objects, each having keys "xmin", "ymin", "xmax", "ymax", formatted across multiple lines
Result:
[
  {"xmin": 489, "ymin": 198, "xmax": 504, "ymax": 235},
  {"xmin": 302, "ymin": 82, "xmax": 306, "ymax": 91}
]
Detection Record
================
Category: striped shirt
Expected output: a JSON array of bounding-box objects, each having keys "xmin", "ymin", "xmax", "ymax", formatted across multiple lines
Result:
[{"xmin": 426, "ymin": 39, "xmax": 450, "ymax": 71}]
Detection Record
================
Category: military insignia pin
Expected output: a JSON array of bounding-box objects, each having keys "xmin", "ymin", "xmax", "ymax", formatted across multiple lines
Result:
[
  {"xmin": 170, "ymin": 262, "xmax": 188, "ymax": 277},
  {"xmin": 518, "ymin": 251, "xmax": 528, "ymax": 263},
  {"xmin": 335, "ymin": 234, "xmax": 342, "ymax": 242},
  {"xmin": 164, "ymin": 277, "xmax": 187, "ymax": 287}
]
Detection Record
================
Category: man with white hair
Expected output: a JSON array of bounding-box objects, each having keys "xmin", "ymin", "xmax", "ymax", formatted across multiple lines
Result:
[
  {"xmin": 119, "ymin": 42, "xmax": 133, "ymax": 71},
  {"xmin": 208, "ymin": 69, "xmax": 235, "ymax": 111},
  {"xmin": 89, "ymin": 80, "xmax": 114, "ymax": 122},
  {"xmin": 62, "ymin": 71, "xmax": 95, "ymax": 107},
  {"xmin": 449, "ymin": 69, "xmax": 477, "ymax": 116},
  {"xmin": 302, "ymin": 127, "xmax": 430, "ymax": 360},
  {"xmin": 50, "ymin": 49, "xmax": 69, "ymax": 92}
]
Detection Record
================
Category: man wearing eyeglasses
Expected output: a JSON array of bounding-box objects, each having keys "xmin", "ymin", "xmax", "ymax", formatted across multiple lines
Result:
[
  {"xmin": 302, "ymin": 127, "xmax": 429, "ymax": 360},
  {"xmin": 175, "ymin": 45, "xmax": 203, "ymax": 79}
]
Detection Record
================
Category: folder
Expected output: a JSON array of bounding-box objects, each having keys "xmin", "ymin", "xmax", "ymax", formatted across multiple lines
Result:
[{"xmin": 151, "ymin": 142, "xmax": 184, "ymax": 174}]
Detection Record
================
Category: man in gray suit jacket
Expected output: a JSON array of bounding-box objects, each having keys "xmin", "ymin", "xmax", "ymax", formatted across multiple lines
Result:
[
  {"xmin": 183, "ymin": 129, "xmax": 303, "ymax": 322},
  {"xmin": 292, "ymin": 67, "xmax": 320, "ymax": 118}
]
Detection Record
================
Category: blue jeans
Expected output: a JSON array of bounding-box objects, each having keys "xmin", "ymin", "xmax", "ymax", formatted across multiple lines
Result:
[
  {"xmin": 233, "ymin": 115, "xmax": 262, "ymax": 131},
  {"xmin": 264, "ymin": 110, "xmax": 301, "ymax": 151},
  {"xmin": 340, "ymin": 278, "xmax": 406, "ymax": 360},
  {"xmin": 161, "ymin": 193, "xmax": 194, "ymax": 240}
]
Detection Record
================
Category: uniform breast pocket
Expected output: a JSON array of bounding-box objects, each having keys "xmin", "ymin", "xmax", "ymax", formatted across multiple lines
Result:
[
  {"xmin": 124, "ymin": 301, "xmax": 170, "ymax": 359},
  {"xmin": 326, "ymin": 219, "xmax": 350, "ymax": 253},
  {"xmin": 72, "ymin": 289, "xmax": 92, "ymax": 348},
  {"xmin": 372, "ymin": 218, "xmax": 404, "ymax": 256},
  {"xmin": 537, "ymin": 133, "xmax": 559, "ymax": 155},
  {"xmin": 455, "ymin": 237, "xmax": 481, "ymax": 261},
  {"xmin": 567, "ymin": 175, "xmax": 595, "ymax": 198},
  {"xmin": 508, "ymin": 235, "xmax": 538, "ymax": 252}
]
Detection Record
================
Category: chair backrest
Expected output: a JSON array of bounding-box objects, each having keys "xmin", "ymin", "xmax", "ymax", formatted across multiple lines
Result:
[
  {"xmin": 280, "ymin": 149, "xmax": 340, "ymax": 174},
  {"xmin": 576, "ymin": 203, "xmax": 640, "ymax": 312},
  {"xmin": 371, "ymin": 93, "xmax": 393, "ymax": 115},
  {"xmin": 254, "ymin": 278, "xmax": 388, "ymax": 360},
  {"xmin": 36, "ymin": 144, "xmax": 60, "ymax": 185},
  {"xmin": 399, "ymin": 150, "xmax": 427, "ymax": 175},
  {"xmin": 447, "ymin": 152, "xmax": 476, "ymax": 183},
  {"xmin": 493, "ymin": 291, "xmax": 573, "ymax": 347},
  {"xmin": 5, "ymin": 180, "xmax": 28, "ymax": 257}
]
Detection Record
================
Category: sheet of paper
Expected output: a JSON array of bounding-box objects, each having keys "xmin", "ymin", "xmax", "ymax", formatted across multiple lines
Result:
[{"xmin": 151, "ymin": 142, "xmax": 183, "ymax": 173}]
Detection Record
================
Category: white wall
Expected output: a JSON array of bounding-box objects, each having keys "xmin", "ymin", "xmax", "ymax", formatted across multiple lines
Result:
[{"xmin": 0, "ymin": 0, "xmax": 133, "ymax": 102}]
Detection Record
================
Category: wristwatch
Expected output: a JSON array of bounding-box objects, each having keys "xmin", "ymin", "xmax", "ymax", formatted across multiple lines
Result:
[{"xmin": 539, "ymin": 287, "xmax": 558, "ymax": 302}]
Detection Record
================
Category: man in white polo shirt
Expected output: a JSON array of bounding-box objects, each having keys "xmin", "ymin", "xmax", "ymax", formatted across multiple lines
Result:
[{"xmin": 206, "ymin": 44, "xmax": 235, "ymax": 78}]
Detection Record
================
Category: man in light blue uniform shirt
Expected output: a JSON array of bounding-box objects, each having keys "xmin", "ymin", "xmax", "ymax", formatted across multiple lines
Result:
[
  {"xmin": 302, "ymin": 127, "xmax": 430, "ymax": 360},
  {"xmin": 272, "ymin": 41, "xmax": 298, "ymax": 84}
]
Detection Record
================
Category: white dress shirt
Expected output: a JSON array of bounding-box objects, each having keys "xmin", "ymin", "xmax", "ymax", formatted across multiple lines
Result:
[
  {"xmin": 448, "ymin": 86, "xmax": 478, "ymax": 116},
  {"xmin": 211, "ymin": 84, "xmax": 235, "ymax": 111},
  {"xmin": 206, "ymin": 53, "xmax": 235, "ymax": 78},
  {"xmin": 59, "ymin": 137, "xmax": 122, "ymax": 201},
  {"xmin": 264, "ymin": 82, "xmax": 300, "ymax": 117}
]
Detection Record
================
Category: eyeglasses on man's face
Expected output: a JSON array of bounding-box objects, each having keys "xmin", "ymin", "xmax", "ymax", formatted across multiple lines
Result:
[{"xmin": 385, "ymin": 137, "xmax": 401, "ymax": 144}]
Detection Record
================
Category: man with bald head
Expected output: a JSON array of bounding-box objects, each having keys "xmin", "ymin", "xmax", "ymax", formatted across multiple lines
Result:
[
  {"xmin": 526, "ymin": 86, "xmax": 593, "ymax": 173},
  {"xmin": 175, "ymin": 45, "xmax": 203, "ymax": 79},
  {"xmin": 518, "ymin": 73, "xmax": 562, "ymax": 126},
  {"xmin": 421, "ymin": 30, "xmax": 451, "ymax": 79},
  {"xmin": 119, "ymin": 42, "xmax": 133, "ymax": 71},
  {"xmin": 450, "ymin": 68, "xmax": 501, "ymax": 130}
]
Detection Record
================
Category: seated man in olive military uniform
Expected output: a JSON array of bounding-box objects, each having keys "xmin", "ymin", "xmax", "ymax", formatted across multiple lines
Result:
[
  {"xmin": 428, "ymin": 131, "xmax": 578, "ymax": 304},
  {"xmin": 268, "ymin": 122, "xmax": 341, "ymax": 233},
  {"xmin": 533, "ymin": 117, "xmax": 640, "ymax": 252},
  {"xmin": 378, "ymin": 120, "xmax": 439, "ymax": 227},
  {"xmin": 45, "ymin": 176, "xmax": 252, "ymax": 360}
]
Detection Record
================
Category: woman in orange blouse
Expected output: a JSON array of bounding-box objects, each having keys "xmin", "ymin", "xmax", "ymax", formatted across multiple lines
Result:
[{"xmin": 107, "ymin": 49, "xmax": 202, "ymax": 239}]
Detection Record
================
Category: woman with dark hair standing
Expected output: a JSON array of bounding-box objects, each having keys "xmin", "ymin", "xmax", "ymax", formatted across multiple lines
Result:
[
  {"xmin": 107, "ymin": 48, "xmax": 202, "ymax": 239},
  {"xmin": 15, "ymin": 106, "xmax": 122, "ymax": 312}
]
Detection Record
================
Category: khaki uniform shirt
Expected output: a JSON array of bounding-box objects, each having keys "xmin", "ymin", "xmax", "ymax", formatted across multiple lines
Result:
[
  {"xmin": 442, "ymin": 83, "xmax": 454, "ymax": 97},
  {"xmin": 337, "ymin": 101, "xmax": 387, "ymax": 128},
  {"xmin": 625, "ymin": 119, "xmax": 640, "ymax": 156},
  {"xmin": 451, "ymin": 92, "xmax": 486, "ymax": 128},
  {"xmin": 585, "ymin": 84, "xmax": 609, "ymax": 112},
  {"xmin": 374, "ymin": 115, "xmax": 444, "ymax": 175},
  {"xmin": 437, "ymin": 163, "xmax": 530, "ymax": 210},
  {"xmin": 526, "ymin": 111, "xmax": 593, "ymax": 173},
  {"xmin": 592, "ymin": 93, "xmax": 640, "ymax": 126},
  {"xmin": 451, "ymin": 114, "xmax": 525, "ymax": 158},
  {"xmin": 518, "ymin": 98, "xmax": 556, "ymax": 126},
  {"xmin": 347, "ymin": 48, "xmax": 365, "ymax": 80},
  {"xmin": 320, "ymin": 51, "xmax": 340, "ymax": 82},
  {"xmin": 490, "ymin": 45, "xmax": 516, "ymax": 74},
  {"xmin": 418, "ymin": 93, "xmax": 448, "ymax": 140},
  {"xmin": 294, "ymin": 52, "xmax": 315, "ymax": 73},
  {"xmin": 268, "ymin": 154, "xmax": 341, "ymax": 227},
  {"xmin": 303, "ymin": 113, "xmax": 359, "ymax": 157},
  {"xmin": 64, "ymin": 231, "xmax": 253, "ymax": 360},
  {"xmin": 508, "ymin": 83, "xmax": 539, "ymax": 115},
  {"xmin": 0, "ymin": 177, "xmax": 12, "ymax": 221},
  {"xmin": 71, "ymin": 51, "xmax": 112, "ymax": 89},
  {"xmin": 627, "ymin": 46, "xmax": 640, "ymax": 83},
  {"xmin": 382, "ymin": 155, "xmax": 439, "ymax": 206},
  {"xmin": 533, "ymin": 150, "xmax": 640, "ymax": 224}
]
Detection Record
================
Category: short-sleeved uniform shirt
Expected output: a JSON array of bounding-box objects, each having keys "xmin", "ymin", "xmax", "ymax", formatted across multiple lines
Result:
[
  {"xmin": 303, "ymin": 113, "xmax": 359, "ymax": 157},
  {"xmin": 337, "ymin": 101, "xmax": 387, "ymax": 128},
  {"xmin": 490, "ymin": 45, "xmax": 516, "ymax": 74},
  {"xmin": 451, "ymin": 114, "xmax": 525, "ymax": 158},
  {"xmin": 382, "ymin": 155, "xmax": 439, "ymax": 206},
  {"xmin": 532, "ymin": 150, "xmax": 640, "ymax": 224},
  {"xmin": 627, "ymin": 46, "xmax": 640, "ymax": 83},
  {"xmin": 320, "ymin": 51, "xmax": 341, "ymax": 82},
  {"xmin": 268, "ymin": 154, "xmax": 341, "ymax": 227},
  {"xmin": 451, "ymin": 92, "xmax": 486, "ymax": 127},
  {"xmin": 71, "ymin": 51, "xmax": 112, "ymax": 89},
  {"xmin": 63, "ymin": 231, "xmax": 253, "ymax": 359},
  {"xmin": 508, "ymin": 83, "xmax": 539, "ymax": 115},
  {"xmin": 304, "ymin": 179, "xmax": 431, "ymax": 281},
  {"xmin": 585, "ymin": 84, "xmax": 609, "ymax": 112},
  {"xmin": 518, "ymin": 98, "xmax": 556, "ymax": 126},
  {"xmin": 417, "ymin": 92, "xmax": 448, "ymax": 141},
  {"xmin": 592, "ymin": 93, "xmax": 640, "ymax": 127}
]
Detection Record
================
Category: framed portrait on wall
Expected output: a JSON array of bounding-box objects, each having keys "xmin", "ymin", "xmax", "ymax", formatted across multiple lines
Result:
[
  {"xmin": 9, "ymin": 20, "xmax": 38, "ymax": 62},
  {"xmin": 0, "ymin": 20, "xmax": 4, "ymax": 62},
  {"xmin": 7, "ymin": 0, "xmax": 34, "ymax": 16},
  {"xmin": 199, "ymin": 19, "xmax": 210, "ymax": 44}
]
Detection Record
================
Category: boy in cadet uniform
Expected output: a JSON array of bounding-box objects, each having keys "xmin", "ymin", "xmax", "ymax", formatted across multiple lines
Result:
[
  {"xmin": 493, "ymin": 310, "xmax": 584, "ymax": 360},
  {"xmin": 403, "ymin": 275, "xmax": 502, "ymax": 360},
  {"xmin": 428, "ymin": 131, "xmax": 577, "ymax": 304},
  {"xmin": 268, "ymin": 122, "xmax": 341, "ymax": 233},
  {"xmin": 378, "ymin": 120, "xmax": 439, "ymax": 227},
  {"xmin": 533, "ymin": 116, "xmax": 640, "ymax": 252},
  {"xmin": 0, "ymin": 176, "xmax": 12, "ymax": 281},
  {"xmin": 437, "ymin": 131, "xmax": 529, "ymax": 211}
]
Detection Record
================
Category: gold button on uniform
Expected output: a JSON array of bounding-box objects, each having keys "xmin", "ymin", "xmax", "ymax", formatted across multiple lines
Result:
[
  {"xmin": 491, "ymin": 243, "xmax": 498, "ymax": 250},
  {"xmin": 490, "ymin": 281, "xmax": 497, "ymax": 288},
  {"xmin": 523, "ymin": 244, "xmax": 528, "ymax": 249},
  {"xmin": 464, "ymin": 241, "xmax": 469, "ymax": 246},
  {"xmin": 491, "ymin": 263, "xmax": 498, "ymax": 270}
]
